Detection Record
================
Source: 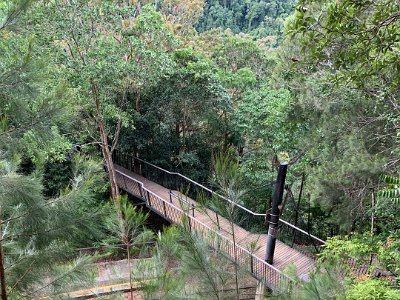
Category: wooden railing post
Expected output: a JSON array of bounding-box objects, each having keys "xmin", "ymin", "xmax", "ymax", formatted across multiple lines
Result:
[
  {"xmin": 123, "ymin": 174, "xmax": 128, "ymax": 190},
  {"xmin": 147, "ymin": 191, "xmax": 152, "ymax": 207},
  {"xmin": 251, "ymin": 255, "xmax": 254, "ymax": 273},
  {"xmin": 138, "ymin": 182, "xmax": 143, "ymax": 198},
  {"xmin": 163, "ymin": 201, "xmax": 167, "ymax": 217}
]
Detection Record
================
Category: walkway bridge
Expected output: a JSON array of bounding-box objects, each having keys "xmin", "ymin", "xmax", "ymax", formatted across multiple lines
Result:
[{"xmin": 113, "ymin": 154, "xmax": 326, "ymax": 293}]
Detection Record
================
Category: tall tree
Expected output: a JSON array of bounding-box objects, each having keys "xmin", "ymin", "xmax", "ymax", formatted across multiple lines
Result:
[
  {"xmin": 0, "ymin": 2, "xmax": 109, "ymax": 298},
  {"xmin": 32, "ymin": 0, "xmax": 136, "ymax": 204}
]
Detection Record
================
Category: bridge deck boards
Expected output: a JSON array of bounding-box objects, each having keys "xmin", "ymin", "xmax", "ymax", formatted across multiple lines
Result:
[{"xmin": 115, "ymin": 165, "xmax": 315, "ymax": 278}]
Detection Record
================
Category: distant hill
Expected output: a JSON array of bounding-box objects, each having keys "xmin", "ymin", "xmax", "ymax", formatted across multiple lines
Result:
[{"xmin": 196, "ymin": 0, "xmax": 296, "ymax": 38}]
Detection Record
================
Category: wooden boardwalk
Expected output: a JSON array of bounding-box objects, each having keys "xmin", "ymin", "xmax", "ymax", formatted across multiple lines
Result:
[{"xmin": 115, "ymin": 165, "xmax": 316, "ymax": 291}]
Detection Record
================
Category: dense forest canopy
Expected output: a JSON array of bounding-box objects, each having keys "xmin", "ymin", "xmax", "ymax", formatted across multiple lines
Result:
[
  {"xmin": 196, "ymin": 0, "xmax": 296, "ymax": 39},
  {"xmin": 0, "ymin": 0, "xmax": 399, "ymax": 299}
]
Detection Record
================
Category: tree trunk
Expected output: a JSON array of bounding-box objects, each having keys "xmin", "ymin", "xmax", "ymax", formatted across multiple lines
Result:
[
  {"xmin": 135, "ymin": 92, "xmax": 140, "ymax": 113},
  {"xmin": 0, "ymin": 221, "xmax": 8, "ymax": 300},
  {"xmin": 98, "ymin": 119, "xmax": 119, "ymax": 203},
  {"xmin": 175, "ymin": 123, "xmax": 180, "ymax": 139},
  {"xmin": 182, "ymin": 122, "xmax": 186, "ymax": 151},
  {"xmin": 104, "ymin": 155, "xmax": 119, "ymax": 199},
  {"xmin": 91, "ymin": 82, "xmax": 120, "ymax": 204},
  {"xmin": 371, "ymin": 190, "xmax": 375, "ymax": 235}
]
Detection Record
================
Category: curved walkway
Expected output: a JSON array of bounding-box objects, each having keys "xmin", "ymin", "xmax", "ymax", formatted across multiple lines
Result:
[{"xmin": 115, "ymin": 165, "xmax": 316, "ymax": 292}]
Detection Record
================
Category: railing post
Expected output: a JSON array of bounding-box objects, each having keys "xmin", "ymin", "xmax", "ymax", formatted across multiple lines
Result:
[
  {"xmin": 251, "ymin": 255, "xmax": 254, "ymax": 273},
  {"xmin": 216, "ymin": 212, "xmax": 220, "ymax": 230},
  {"xmin": 133, "ymin": 156, "xmax": 137, "ymax": 173},
  {"xmin": 188, "ymin": 216, "xmax": 192, "ymax": 232},
  {"xmin": 163, "ymin": 200, "xmax": 167, "ymax": 216},
  {"xmin": 169, "ymin": 190, "xmax": 172, "ymax": 203},
  {"xmin": 147, "ymin": 191, "xmax": 152, "ymax": 207},
  {"xmin": 265, "ymin": 162, "xmax": 288, "ymax": 265},
  {"xmin": 123, "ymin": 175, "xmax": 128, "ymax": 190},
  {"xmin": 138, "ymin": 182, "xmax": 143, "ymax": 198}
]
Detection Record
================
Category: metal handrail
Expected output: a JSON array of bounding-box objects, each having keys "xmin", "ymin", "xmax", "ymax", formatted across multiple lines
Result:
[
  {"xmin": 121, "ymin": 155, "xmax": 326, "ymax": 246},
  {"xmin": 115, "ymin": 169, "xmax": 296, "ymax": 288},
  {"xmin": 132, "ymin": 156, "xmax": 267, "ymax": 217},
  {"xmin": 279, "ymin": 219, "xmax": 326, "ymax": 245}
]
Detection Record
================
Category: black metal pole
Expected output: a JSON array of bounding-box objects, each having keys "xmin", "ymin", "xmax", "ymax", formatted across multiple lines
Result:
[{"xmin": 265, "ymin": 162, "xmax": 288, "ymax": 264}]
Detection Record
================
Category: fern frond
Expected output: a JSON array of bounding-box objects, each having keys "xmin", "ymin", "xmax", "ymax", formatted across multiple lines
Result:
[
  {"xmin": 378, "ymin": 189, "xmax": 400, "ymax": 199},
  {"xmin": 378, "ymin": 174, "xmax": 400, "ymax": 204},
  {"xmin": 380, "ymin": 175, "xmax": 400, "ymax": 185}
]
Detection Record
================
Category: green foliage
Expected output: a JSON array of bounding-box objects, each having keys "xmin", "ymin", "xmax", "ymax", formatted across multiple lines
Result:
[
  {"xmin": 319, "ymin": 234, "xmax": 400, "ymax": 279},
  {"xmin": 104, "ymin": 195, "xmax": 154, "ymax": 256},
  {"xmin": 42, "ymin": 155, "xmax": 73, "ymax": 197},
  {"xmin": 319, "ymin": 235, "xmax": 376, "ymax": 269},
  {"xmin": 5, "ymin": 0, "xmax": 400, "ymax": 297},
  {"xmin": 282, "ymin": 265, "xmax": 346, "ymax": 300},
  {"xmin": 211, "ymin": 149, "xmax": 241, "ymax": 190},
  {"xmin": 282, "ymin": 265, "xmax": 400, "ymax": 300},
  {"xmin": 0, "ymin": 14, "xmax": 72, "ymax": 162},
  {"xmin": 286, "ymin": 0, "xmax": 400, "ymax": 90},
  {"xmin": 272, "ymin": 0, "xmax": 400, "ymax": 235},
  {"xmin": 34, "ymin": 0, "xmax": 135, "ymax": 124},
  {"xmin": 0, "ymin": 158, "xmax": 108, "ymax": 297},
  {"xmin": 146, "ymin": 224, "xmax": 245, "ymax": 299},
  {"xmin": 234, "ymin": 85, "xmax": 293, "ymax": 150},
  {"xmin": 346, "ymin": 279, "xmax": 400, "ymax": 300},
  {"xmin": 118, "ymin": 46, "xmax": 230, "ymax": 182},
  {"xmin": 196, "ymin": 0, "xmax": 296, "ymax": 39},
  {"xmin": 212, "ymin": 35, "xmax": 268, "ymax": 77},
  {"xmin": 379, "ymin": 175, "xmax": 400, "ymax": 203}
]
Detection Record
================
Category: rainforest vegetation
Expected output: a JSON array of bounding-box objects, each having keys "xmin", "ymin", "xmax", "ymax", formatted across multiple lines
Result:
[{"xmin": 0, "ymin": 0, "xmax": 399, "ymax": 299}]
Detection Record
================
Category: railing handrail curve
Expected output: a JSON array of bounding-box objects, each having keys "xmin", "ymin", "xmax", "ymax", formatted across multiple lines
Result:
[
  {"xmin": 279, "ymin": 219, "xmax": 326, "ymax": 245},
  {"xmin": 132, "ymin": 156, "xmax": 266, "ymax": 217},
  {"xmin": 118, "ymin": 154, "xmax": 326, "ymax": 245}
]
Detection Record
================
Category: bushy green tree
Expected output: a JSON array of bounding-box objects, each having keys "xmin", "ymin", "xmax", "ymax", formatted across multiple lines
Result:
[
  {"xmin": 145, "ymin": 224, "xmax": 247, "ymax": 299},
  {"xmin": 30, "ymin": 0, "xmax": 137, "ymax": 203},
  {"xmin": 268, "ymin": 0, "xmax": 400, "ymax": 235},
  {"xmin": 0, "ymin": 2, "xmax": 110, "ymax": 298},
  {"xmin": 346, "ymin": 279, "xmax": 400, "ymax": 300},
  {"xmin": 0, "ymin": 157, "xmax": 108, "ymax": 299},
  {"xmin": 119, "ymin": 46, "xmax": 230, "ymax": 182},
  {"xmin": 104, "ymin": 196, "xmax": 154, "ymax": 299}
]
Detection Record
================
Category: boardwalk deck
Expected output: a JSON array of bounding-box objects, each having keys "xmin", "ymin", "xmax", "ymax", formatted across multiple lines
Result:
[{"xmin": 115, "ymin": 165, "xmax": 315, "ymax": 291}]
